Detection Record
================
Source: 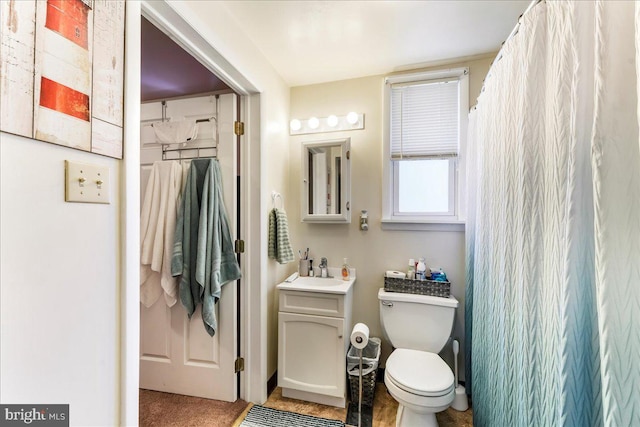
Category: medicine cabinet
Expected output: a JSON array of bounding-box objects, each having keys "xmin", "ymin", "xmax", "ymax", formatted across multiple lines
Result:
[{"xmin": 301, "ymin": 138, "xmax": 351, "ymax": 223}]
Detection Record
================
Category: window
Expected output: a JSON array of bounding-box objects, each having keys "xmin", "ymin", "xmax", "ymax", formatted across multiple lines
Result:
[{"xmin": 382, "ymin": 68, "xmax": 468, "ymax": 230}]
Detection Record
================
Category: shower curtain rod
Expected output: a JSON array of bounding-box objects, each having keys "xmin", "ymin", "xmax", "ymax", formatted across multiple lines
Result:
[
  {"xmin": 473, "ymin": 0, "xmax": 544, "ymax": 110},
  {"xmin": 500, "ymin": 0, "xmax": 543, "ymax": 56}
]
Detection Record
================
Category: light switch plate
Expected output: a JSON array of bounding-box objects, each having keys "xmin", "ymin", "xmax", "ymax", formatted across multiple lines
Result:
[{"xmin": 65, "ymin": 160, "xmax": 111, "ymax": 204}]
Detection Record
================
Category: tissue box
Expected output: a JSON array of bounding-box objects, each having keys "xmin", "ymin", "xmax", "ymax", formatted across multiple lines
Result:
[{"xmin": 385, "ymin": 270, "xmax": 406, "ymax": 279}]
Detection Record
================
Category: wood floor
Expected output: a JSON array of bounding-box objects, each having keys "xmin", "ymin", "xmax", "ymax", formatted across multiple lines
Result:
[
  {"xmin": 233, "ymin": 383, "xmax": 473, "ymax": 427},
  {"xmin": 140, "ymin": 383, "xmax": 473, "ymax": 426}
]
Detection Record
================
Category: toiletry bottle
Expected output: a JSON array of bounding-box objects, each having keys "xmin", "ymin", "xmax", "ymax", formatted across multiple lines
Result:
[
  {"xmin": 408, "ymin": 259, "xmax": 415, "ymax": 280},
  {"xmin": 341, "ymin": 258, "xmax": 351, "ymax": 281},
  {"xmin": 417, "ymin": 258, "xmax": 427, "ymax": 281}
]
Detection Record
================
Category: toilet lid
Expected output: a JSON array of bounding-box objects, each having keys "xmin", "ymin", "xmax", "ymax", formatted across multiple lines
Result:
[{"xmin": 386, "ymin": 349, "xmax": 454, "ymax": 397}]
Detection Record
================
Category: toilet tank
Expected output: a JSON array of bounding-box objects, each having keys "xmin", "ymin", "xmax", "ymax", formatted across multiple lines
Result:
[{"xmin": 378, "ymin": 288, "xmax": 458, "ymax": 353}]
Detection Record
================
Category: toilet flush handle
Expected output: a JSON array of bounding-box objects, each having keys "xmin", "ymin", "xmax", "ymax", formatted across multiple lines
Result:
[{"xmin": 381, "ymin": 301, "xmax": 393, "ymax": 307}]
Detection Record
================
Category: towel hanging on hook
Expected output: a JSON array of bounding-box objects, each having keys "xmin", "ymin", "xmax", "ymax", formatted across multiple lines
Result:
[{"xmin": 268, "ymin": 190, "xmax": 294, "ymax": 264}]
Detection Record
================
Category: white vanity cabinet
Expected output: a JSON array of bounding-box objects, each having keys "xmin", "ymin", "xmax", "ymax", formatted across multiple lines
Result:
[{"xmin": 277, "ymin": 273, "xmax": 354, "ymax": 408}]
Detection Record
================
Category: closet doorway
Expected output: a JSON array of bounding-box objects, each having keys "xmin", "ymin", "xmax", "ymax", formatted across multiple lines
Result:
[{"xmin": 138, "ymin": 15, "xmax": 242, "ymax": 402}]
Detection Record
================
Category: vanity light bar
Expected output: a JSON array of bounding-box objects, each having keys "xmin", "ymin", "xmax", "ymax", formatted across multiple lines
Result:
[{"xmin": 289, "ymin": 113, "xmax": 365, "ymax": 135}]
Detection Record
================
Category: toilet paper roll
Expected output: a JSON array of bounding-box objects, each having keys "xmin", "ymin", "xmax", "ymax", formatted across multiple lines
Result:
[{"xmin": 350, "ymin": 323, "xmax": 370, "ymax": 350}]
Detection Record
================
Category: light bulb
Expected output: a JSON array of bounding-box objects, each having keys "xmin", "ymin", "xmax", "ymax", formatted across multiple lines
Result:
[
  {"xmin": 346, "ymin": 112, "xmax": 359, "ymax": 125},
  {"xmin": 290, "ymin": 119, "xmax": 301, "ymax": 131},
  {"xmin": 327, "ymin": 115, "xmax": 338, "ymax": 127},
  {"xmin": 308, "ymin": 117, "xmax": 319, "ymax": 129}
]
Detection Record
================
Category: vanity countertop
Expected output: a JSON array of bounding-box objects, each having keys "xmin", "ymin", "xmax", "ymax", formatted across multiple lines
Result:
[{"xmin": 277, "ymin": 268, "xmax": 355, "ymax": 295}]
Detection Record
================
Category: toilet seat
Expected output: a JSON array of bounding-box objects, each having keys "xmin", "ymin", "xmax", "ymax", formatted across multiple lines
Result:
[{"xmin": 386, "ymin": 349, "xmax": 454, "ymax": 397}]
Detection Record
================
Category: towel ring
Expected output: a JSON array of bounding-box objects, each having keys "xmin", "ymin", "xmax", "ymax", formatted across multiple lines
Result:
[{"xmin": 271, "ymin": 191, "xmax": 284, "ymax": 210}]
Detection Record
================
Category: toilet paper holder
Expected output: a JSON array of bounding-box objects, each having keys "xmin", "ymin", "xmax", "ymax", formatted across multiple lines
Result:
[{"xmin": 350, "ymin": 323, "xmax": 370, "ymax": 427}]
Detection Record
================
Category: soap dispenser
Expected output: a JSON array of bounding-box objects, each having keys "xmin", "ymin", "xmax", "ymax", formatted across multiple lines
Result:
[{"xmin": 341, "ymin": 258, "xmax": 351, "ymax": 281}]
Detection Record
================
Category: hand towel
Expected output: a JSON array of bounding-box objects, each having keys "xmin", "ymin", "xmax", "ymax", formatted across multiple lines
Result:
[
  {"xmin": 140, "ymin": 160, "xmax": 183, "ymax": 307},
  {"xmin": 268, "ymin": 208, "xmax": 294, "ymax": 264},
  {"xmin": 268, "ymin": 209, "xmax": 277, "ymax": 260},
  {"xmin": 172, "ymin": 159, "xmax": 241, "ymax": 336},
  {"xmin": 153, "ymin": 120, "xmax": 198, "ymax": 144}
]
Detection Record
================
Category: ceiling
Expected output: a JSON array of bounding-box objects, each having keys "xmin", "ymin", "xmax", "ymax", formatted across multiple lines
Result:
[
  {"xmin": 141, "ymin": 16, "xmax": 231, "ymax": 102},
  {"xmin": 140, "ymin": 1, "xmax": 530, "ymax": 99}
]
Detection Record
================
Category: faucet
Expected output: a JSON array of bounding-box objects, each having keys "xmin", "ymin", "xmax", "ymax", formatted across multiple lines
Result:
[{"xmin": 319, "ymin": 257, "xmax": 329, "ymax": 278}]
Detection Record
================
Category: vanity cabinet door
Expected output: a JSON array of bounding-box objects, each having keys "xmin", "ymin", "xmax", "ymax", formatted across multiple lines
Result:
[{"xmin": 278, "ymin": 312, "xmax": 345, "ymax": 397}]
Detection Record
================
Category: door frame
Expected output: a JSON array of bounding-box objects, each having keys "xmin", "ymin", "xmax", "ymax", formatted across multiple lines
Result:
[{"xmin": 121, "ymin": 2, "xmax": 265, "ymax": 425}]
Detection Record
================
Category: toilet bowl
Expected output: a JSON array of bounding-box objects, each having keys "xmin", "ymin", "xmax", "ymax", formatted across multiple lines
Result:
[
  {"xmin": 378, "ymin": 289, "xmax": 459, "ymax": 427},
  {"xmin": 384, "ymin": 349, "xmax": 455, "ymax": 427}
]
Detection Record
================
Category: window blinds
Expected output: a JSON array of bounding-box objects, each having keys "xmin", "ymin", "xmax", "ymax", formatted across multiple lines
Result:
[{"xmin": 390, "ymin": 79, "xmax": 460, "ymax": 159}]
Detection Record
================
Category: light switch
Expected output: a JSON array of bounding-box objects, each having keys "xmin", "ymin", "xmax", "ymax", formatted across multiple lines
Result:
[{"xmin": 65, "ymin": 160, "xmax": 110, "ymax": 204}]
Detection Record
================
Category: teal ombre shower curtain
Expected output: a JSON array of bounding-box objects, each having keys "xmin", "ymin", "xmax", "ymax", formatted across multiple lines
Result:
[{"xmin": 465, "ymin": 1, "xmax": 640, "ymax": 426}]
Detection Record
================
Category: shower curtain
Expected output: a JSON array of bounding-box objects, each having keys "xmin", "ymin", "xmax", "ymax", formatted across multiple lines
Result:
[{"xmin": 465, "ymin": 1, "xmax": 640, "ymax": 426}]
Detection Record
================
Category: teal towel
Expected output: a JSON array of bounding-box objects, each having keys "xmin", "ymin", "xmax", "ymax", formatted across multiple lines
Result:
[
  {"xmin": 171, "ymin": 159, "xmax": 241, "ymax": 336},
  {"xmin": 268, "ymin": 208, "xmax": 294, "ymax": 264}
]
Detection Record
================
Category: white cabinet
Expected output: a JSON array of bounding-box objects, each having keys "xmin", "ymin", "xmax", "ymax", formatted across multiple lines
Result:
[
  {"xmin": 277, "ymin": 280, "xmax": 354, "ymax": 408},
  {"xmin": 278, "ymin": 312, "xmax": 345, "ymax": 397}
]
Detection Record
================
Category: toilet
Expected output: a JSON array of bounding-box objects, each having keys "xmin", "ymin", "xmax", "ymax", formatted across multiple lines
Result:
[{"xmin": 378, "ymin": 288, "xmax": 459, "ymax": 427}]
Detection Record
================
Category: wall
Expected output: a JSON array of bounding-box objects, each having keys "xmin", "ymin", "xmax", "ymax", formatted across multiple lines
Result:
[
  {"xmin": 0, "ymin": 134, "xmax": 120, "ymax": 425},
  {"xmin": 264, "ymin": 115, "xmax": 291, "ymax": 381},
  {"xmin": 288, "ymin": 55, "xmax": 493, "ymax": 380}
]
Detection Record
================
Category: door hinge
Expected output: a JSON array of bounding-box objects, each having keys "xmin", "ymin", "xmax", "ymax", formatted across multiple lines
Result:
[
  {"xmin": 235, "ymin": 239, "xmax": 245, "ymax": 254},
  {"xmin": 346, "ymin": 150, "xmax": 350, "ymax": 160},
  {"xmin": 235, "ymin": 357, "xmax": 245, "ymax": 373},
  {"xmin": 234, "ymin": 121, "xmax": 245, "ymax": 136}
]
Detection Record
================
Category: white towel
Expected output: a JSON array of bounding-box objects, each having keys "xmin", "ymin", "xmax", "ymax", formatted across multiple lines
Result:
[
  {"xmin": 140, "ymin": 161, "xmax": 183, "ymax": 307},
  {"xmin": 153, "ymin": 120, "xmax": 198, "ymax": 144}
]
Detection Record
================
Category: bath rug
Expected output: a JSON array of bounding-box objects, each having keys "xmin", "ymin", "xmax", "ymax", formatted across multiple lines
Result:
[{"xmin": 239, "ymin": 405, "xmax": 345, "ymax": 427}]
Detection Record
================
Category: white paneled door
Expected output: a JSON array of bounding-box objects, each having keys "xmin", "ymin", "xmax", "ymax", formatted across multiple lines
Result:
[{"xmin": 139, "ymin": 94, "xmax": 239, "ymax": 401}]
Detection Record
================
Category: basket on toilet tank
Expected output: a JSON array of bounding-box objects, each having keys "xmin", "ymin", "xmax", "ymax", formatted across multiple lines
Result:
[{"xmin": 384, "ymin": 275, "xmax": 451, "ymax": 298}]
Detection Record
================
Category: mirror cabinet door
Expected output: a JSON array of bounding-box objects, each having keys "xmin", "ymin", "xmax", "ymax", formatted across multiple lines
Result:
[{"xmin": 302, "ymin": 138, "xmax": 351, "ymax": 223}]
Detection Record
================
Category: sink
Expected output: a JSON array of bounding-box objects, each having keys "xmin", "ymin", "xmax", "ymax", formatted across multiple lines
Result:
[{"xmin": 276, "ymin": 267, "xmax": 356, "ymax": 295}]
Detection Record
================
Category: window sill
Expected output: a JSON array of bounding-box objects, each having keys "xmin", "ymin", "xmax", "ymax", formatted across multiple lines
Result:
[{"xmin": 381, "ymin": 218, "xmax": 465, "ymax": 232}]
